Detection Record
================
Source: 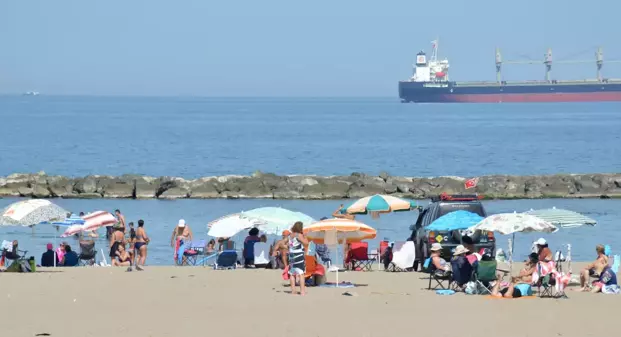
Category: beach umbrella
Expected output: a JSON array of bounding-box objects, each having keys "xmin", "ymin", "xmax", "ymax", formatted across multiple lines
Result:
[
  {"xmin": 0, "ymin": 199, "xmax": 69, "ymax": 227},
  {"xmin": 81, "ymin": 211, "xmax": 117, "ymax": 231},
  {"xmin": 61, "ymin": 224, "xmax": 84, "ymax": 238},
  {"xmin": 304, "ymin": 218, "xmax": 377, "ymax": 287},
  {"xmin": 524, "ymin": 207, "xmax": 597, "ymax": 228},
  {"xmin": 469, "ymin": 212, "xmax": 557, "ymax": 273},
  {"xmin": 341, "ymin": 194, "xmax": 417, "ymax": 217},
  {"xmin": 207, "ymin": 213, "xmax": 266, "ymax": 238},
  {"xmin": 426, "ymin": 210, "xmax": 484, "ymax": 231},
  {"xmin": 240, "ymin": 207, "xmax": 315, "ymax": 235}
]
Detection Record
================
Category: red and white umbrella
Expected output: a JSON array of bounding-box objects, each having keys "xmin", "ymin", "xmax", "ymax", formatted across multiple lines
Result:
[
  {"xmin": 61, "ymin": 224, "xmax": 84, "ymax": 238},
  {"xmin": 82, "ymin": 211, "xmax": 117, "ymax": 231}
]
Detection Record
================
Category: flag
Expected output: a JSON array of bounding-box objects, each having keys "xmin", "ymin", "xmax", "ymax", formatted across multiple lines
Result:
[{"xmin": 464, "ymin": 177, "xmax": 479, "ymax": 189}]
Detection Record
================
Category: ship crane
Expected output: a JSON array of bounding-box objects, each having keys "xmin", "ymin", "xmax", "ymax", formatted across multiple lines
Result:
[{"xmin": 495, "ymin": 47, "xmax": 621, "ymax": 83}]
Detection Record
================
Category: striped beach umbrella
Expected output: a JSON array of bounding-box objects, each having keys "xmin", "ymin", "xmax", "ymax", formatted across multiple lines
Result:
[
  {"xmin": 303, "ymin": 218, "xmax": 377, "ymax": 244},
  {"xmin": 524, "ymin": 208, "xmax": 596, "ymax": 228},
  {"xmin": 341, "ymin": 194, "xmax": 416, "ymax": 216},
  {"xmin": 81, "ymin": 211, "xmax": 117, "ymax": 231}
]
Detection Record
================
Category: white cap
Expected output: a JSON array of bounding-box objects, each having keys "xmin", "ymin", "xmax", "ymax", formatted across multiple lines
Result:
[
  {"xmin": 178, "ymin": 219, "xmax": 186, "ymax": 227},
  {"xmin": 535, "ymin": 238, "xmax": 546, "ymax": 245},
  {"xmin": 430, "ymin": 243, "xmax": 443, "ymax": 251}
]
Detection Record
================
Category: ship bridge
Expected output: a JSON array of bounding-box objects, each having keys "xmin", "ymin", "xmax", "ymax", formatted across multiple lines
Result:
[{"xmin": 409, "ymin": 40, "xmax": 449, "ymax": 83}]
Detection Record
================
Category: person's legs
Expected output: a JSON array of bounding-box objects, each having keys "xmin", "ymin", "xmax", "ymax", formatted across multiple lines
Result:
[
  {"xmin": 140, "ymin": 245, "xmax": 147, "ymax": 266},
  {"xmin": 591, "ymin": 281, "xmax": 604, "ymax": 293},
  {"xmin": 299, "ymin": 274, "xmax": 306, "ymax": 296},
  {"xmin": 491, "ymin": 281, "xmax": 503, "ymax": 297},
  {"xmin": 502, "ymin": 284, "xmax": 515, "ymax": 298},
  {"xmin": 579, "ymin": 269, "xmax": 591, "ymax": 291},
  {"xmin": 289, "ymin": 274, "xmax": 296, "ymax": 295},
  {"xmin": 177, "ymin": 240, "xmax": 185, "ymax": 265}
]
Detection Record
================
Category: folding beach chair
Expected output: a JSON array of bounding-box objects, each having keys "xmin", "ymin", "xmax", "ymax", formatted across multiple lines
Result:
[
  {"xmin": 535, "ymin": 261, "xmax": 568, "ymax": 299},
  {"xmin": 350, "ymin": 242, "xmax": 374, "ymax": 271},
  {"xmin": 78, "ymin": 241, "xmax": 97, "ymax": 266},
  {"xmin": 213, "ymin": 250, "xmax": 237, "ymax": 270},
  {"xmin": 473, "ymin": 260, "xmax": 497, "ymax": 295},
  {"xmin": 387, "ymin": 241, "xmax": 415, "ymax": 272},
  {"xmin": 183, "ymin": 240, "xmax": 206, "ymax": 266}
]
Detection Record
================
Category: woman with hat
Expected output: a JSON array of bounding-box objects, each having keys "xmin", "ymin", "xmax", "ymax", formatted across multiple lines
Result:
[
  {"xmin": 170, "ymin": 219, "xmax": 193, "ymax": 265},
  {"xmin": 429, "ymin": 243, "xmax": 449, "ymax": 274},
  {"xmin": 535, "ymin": 238, "xmax": 553, "ymax": 262},
  {"xmin": 451, "ymin": 245, "xmax": 472, "ymax": 288}
]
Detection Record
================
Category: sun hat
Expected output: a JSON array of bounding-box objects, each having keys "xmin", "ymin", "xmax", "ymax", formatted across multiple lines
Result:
[
  {"xmin": 178, "ymin": 219, "xmax": 186, "ymax": 227},
  {"xmin": 453, "ymin": 245, "xmax": 469, "ymax": 256},
  {"xmin": 430, "ymin": 243, "xmax": 443, "ymax": 251},
  {"xmin": 535, "ymin": 238, "xmax": 547, "ymax": 245}
]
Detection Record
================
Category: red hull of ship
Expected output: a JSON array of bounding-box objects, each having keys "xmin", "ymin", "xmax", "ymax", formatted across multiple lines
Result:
[{"xmin": 441, "ymin": 92, "xmax": 621, "ymax": 103}]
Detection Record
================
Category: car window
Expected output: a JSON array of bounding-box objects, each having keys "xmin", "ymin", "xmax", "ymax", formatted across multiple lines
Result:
[{"xmin": 438, "ymin": 202, "xmax": 485, "ymax": 217}]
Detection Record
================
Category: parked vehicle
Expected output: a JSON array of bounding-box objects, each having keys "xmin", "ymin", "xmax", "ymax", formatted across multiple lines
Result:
[{"xmin": 409, "ymin": 193, "xmax": 495, "ymax": 271}]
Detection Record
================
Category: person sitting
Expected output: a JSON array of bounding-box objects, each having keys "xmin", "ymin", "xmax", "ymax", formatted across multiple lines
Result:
[
  {"xmin": 206, "ymin": 239, "xmax": 216, "ymax": 254},
  {"xmin": 535, "ymin": 238, "xmax": 553, "ymax": 262},
  {"xmin": 2, "ymin": 240, "xmax": 20, "ymax": 261},
  {"xmin": 491, "ymin": 253, "xmax": 538, "ymax": 298},
  {"xmin": 461, "ymin": 236, "xmax": 479, "ymax": 265},
  {"xmin": 428, "ymin": 243, "xmax": 449, "ymax": 275},
  {"xmin": 450, "ymin": 245, "xmax": 473, "ymax": 289},
  {"xmin": 61, "ymin": 244, "xmax": 79, "ymax": 267},
  {"xmin": 243, "ymin": 228, "xmax": 261, "ymax": 267},
  {"xmin": 112, "ymin": 244, "xmax": 132, "ymax": 267},
  {"xmin": 579, "ymin": 244, "xmax": 611, "ymax": 292},
  {"xmin": 41, "ymin": 243, "xmax": 58, "ymax": 267}
]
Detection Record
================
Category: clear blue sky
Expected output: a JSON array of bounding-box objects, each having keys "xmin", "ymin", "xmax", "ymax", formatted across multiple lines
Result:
[{"xmin": 1, "ymin": 0, "xmax": 619, "ymax": 96}]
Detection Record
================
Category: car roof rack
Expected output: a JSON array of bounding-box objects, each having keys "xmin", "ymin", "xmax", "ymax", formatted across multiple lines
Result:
[{"xmin": 430, "ymin": 192, "xmax": 482, "ymax": 202}]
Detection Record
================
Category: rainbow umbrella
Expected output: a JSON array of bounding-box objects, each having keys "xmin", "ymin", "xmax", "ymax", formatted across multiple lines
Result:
[{"xmin": 341, "ymin": 194, "xmax": 416, "ymax": 216}]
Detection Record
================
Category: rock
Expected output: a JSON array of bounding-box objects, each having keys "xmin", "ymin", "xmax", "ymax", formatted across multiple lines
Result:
[
  {"xmin": 32, "ymin": 185, "xmax": 51, "ymax": 198},
  {"xmin": 17, "ymin": 186, "xmax": 33, "ymax": 197},
  {"xmin": 159, "ymin": 187, "xmax": 189, "ymax": 199},
  {"xmin": 99, "ymin": 176, "xmax": 134, "ymax": 198},
  {"xmin": 189, "ymin": 178, "xmax": 221, "ymax": 198},
  {"xmin": 0, "ymin": 174, "xmax": 32, "ymax": 196},
  {"xmin": 347, "ymin": 184, "xmax": 385, "ymax": 198},
  {"xmin": 74, "ymin": 176, "xmax": 98, "ymax": 194},
  {"xmin": 135, "ymin": 176, "xmax": 158, "ymax": 199},
  {"xmin": 379, "ymin": 171, "xmax": 390, "ymax": 181},
  {"xmin": 47, "ymin": 176, "xmax": 76, "ymax": 198},
  {"xmin": 73, "ymin": 193, "xmax": 103, "ymax": 199}
]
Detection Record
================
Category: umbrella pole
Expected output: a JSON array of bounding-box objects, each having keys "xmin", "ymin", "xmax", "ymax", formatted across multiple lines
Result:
[{"xmin": 509, "ymin": 233, "xmax": 515, "ymax": 276}]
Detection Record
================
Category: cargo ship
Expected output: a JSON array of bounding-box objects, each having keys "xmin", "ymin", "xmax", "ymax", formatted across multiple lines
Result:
[{"xmin": 399, "ymin": 40, "xmax": 621, "ymax": 103}]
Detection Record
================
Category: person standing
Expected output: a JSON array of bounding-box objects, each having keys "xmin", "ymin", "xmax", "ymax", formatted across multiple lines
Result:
[
  {"xmin": 134, "ymin": 219, "xmax": 150, "ymax": 271},
  {"xmin": 288, "ymin": 222, "xmax": 309, "ymax": 296},
  {"xmin": 170, "ymin": 219, "xmax": 193, "ymax": 265}
]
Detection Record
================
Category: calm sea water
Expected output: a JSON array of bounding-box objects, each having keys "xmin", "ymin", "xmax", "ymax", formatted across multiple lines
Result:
[
  {"xmin": 0, "ymin": 96, "xmax": 620, "ymax": 177},
  {"xmin": 0, "ymin": 96, "xmax": 619, "ymax": 266}
]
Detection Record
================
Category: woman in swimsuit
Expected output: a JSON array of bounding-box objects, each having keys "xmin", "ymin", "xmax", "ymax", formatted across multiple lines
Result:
[
  {"xmin": 170, "ymin": 219, "xmax": 193, "ymax": 265},
  {"xmin": 112, "ymin": 244, "xmax": 131, "ymax": 267},
  {"xmin": 134, "ymin": 219, "xmax": 150, "ymax": 271},
  {"xmin": 288, "ymin": 221, "xmax": 309, "ymax": 296}
]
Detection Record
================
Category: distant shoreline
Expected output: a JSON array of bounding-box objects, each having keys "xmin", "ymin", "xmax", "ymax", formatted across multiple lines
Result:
[{"xmin": 1, "ymin": 172, "xmax": 619, "ymax": 200}]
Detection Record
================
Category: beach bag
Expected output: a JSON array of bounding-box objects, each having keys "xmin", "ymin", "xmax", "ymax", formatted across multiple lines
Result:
[
  {"xmin": 6, "ymin": 260, "xmax": 31, "ymax": 273},
  {"xmin": 602, "ymin": 285, "xmax": 620, "ymax": 294},
  {"xmin": 465, "ymin": 281, "xmax": 480, "ymax": 295}
]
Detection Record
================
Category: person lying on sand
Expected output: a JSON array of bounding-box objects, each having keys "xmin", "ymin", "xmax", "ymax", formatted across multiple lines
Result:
[{"xmin": 491, "ymin": 253, "xmax": 538, "ymax": 298}]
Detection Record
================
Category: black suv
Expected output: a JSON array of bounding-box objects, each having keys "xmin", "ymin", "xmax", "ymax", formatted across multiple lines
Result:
[{"xmin": 409, "ymin": 193, "xmax": 495, "ymax": 271}]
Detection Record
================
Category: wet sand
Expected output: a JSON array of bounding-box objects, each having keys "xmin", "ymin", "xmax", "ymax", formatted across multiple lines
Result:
[{"xmin": 0, "ymin": 262, "xmax": 618, "ymax": 337}]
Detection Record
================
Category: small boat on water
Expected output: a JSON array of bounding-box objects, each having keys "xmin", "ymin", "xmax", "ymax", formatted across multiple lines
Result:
[{"xmin": 23, "ymin": 91, "xmax": 40, "ymax": 96}]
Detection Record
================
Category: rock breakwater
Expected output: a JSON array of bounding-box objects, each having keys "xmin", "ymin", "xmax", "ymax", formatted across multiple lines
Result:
[{"xmin": 0, "ymin": 172, "xmax": 620, "ymax": 200}]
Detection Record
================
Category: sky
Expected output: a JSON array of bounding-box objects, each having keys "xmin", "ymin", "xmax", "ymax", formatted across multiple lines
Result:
[{"xmin": 1, "ymin": 0, "xmax": 620, "ymax": 96}]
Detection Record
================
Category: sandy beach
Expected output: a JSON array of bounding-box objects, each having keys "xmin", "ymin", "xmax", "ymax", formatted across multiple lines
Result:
[{"xmin": 0, "ymin": 262, "xmax": 617, "ymax": 337}]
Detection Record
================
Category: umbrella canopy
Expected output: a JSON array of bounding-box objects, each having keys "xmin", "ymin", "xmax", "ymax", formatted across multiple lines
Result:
[
  {"xmin": 469, "ymin": 213, "xmax": 558, "ymax": 235},
  {"xmin": 61, "ymin": 224, "xmax": 84, "ymax": 238},
  {"xmin": 0, "ymin": 199, "xmax": 68, "ymax": 227},
  {"xmin": 426, "ymin": 210, "xmax": 484, "ymax": 231},
  {"xmin": 82, "ymin": 211, "xmax": 117, "ymax": 231},
  {"xmin": 303, "ymin": 218, "xmax": 377, "ymax": 244},
  {"xmin": 51, "ymin": 213, "xmax": 85, "ymax": 227},
  {"xmin": 341, "ymin": 194, "xmax": 416, "ymax": 215},
  {"xmin": 524, "ymin": 208, "xmax": 596, "ymax": 228},
  {"xmin": 207, "ymin": 213, "xmax": 266, "ymax": 238},
  {"xmin": 240, "ymin": 207, "xmax": 315, "ymax": 235}
]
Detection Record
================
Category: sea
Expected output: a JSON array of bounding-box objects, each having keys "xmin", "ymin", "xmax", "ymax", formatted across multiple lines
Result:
[{"xmin": 1, "ymin": 96, "xmax": 620, "ymax": 266}]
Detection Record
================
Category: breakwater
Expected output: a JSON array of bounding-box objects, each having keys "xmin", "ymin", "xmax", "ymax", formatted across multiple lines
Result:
[{"xmin": 0, "ymin": 172, "xmax": 620, "ymax": 200}]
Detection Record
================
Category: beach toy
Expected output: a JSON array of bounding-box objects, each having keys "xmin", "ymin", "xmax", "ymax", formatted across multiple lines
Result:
[{"xmin": 435, "ymin": 289, "xmax": 455, "ymax": 295}]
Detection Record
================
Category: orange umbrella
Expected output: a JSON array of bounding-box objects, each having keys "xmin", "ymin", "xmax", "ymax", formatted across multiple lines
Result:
[{"xmin": 303, "ymin": 218, "xmax": 377, "ymax": 244}]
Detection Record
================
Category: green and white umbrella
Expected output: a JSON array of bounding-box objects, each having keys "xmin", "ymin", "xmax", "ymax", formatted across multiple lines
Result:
[{"xmin": 524, "ymin": 207, "xmax": 596, "ymax": 228}]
